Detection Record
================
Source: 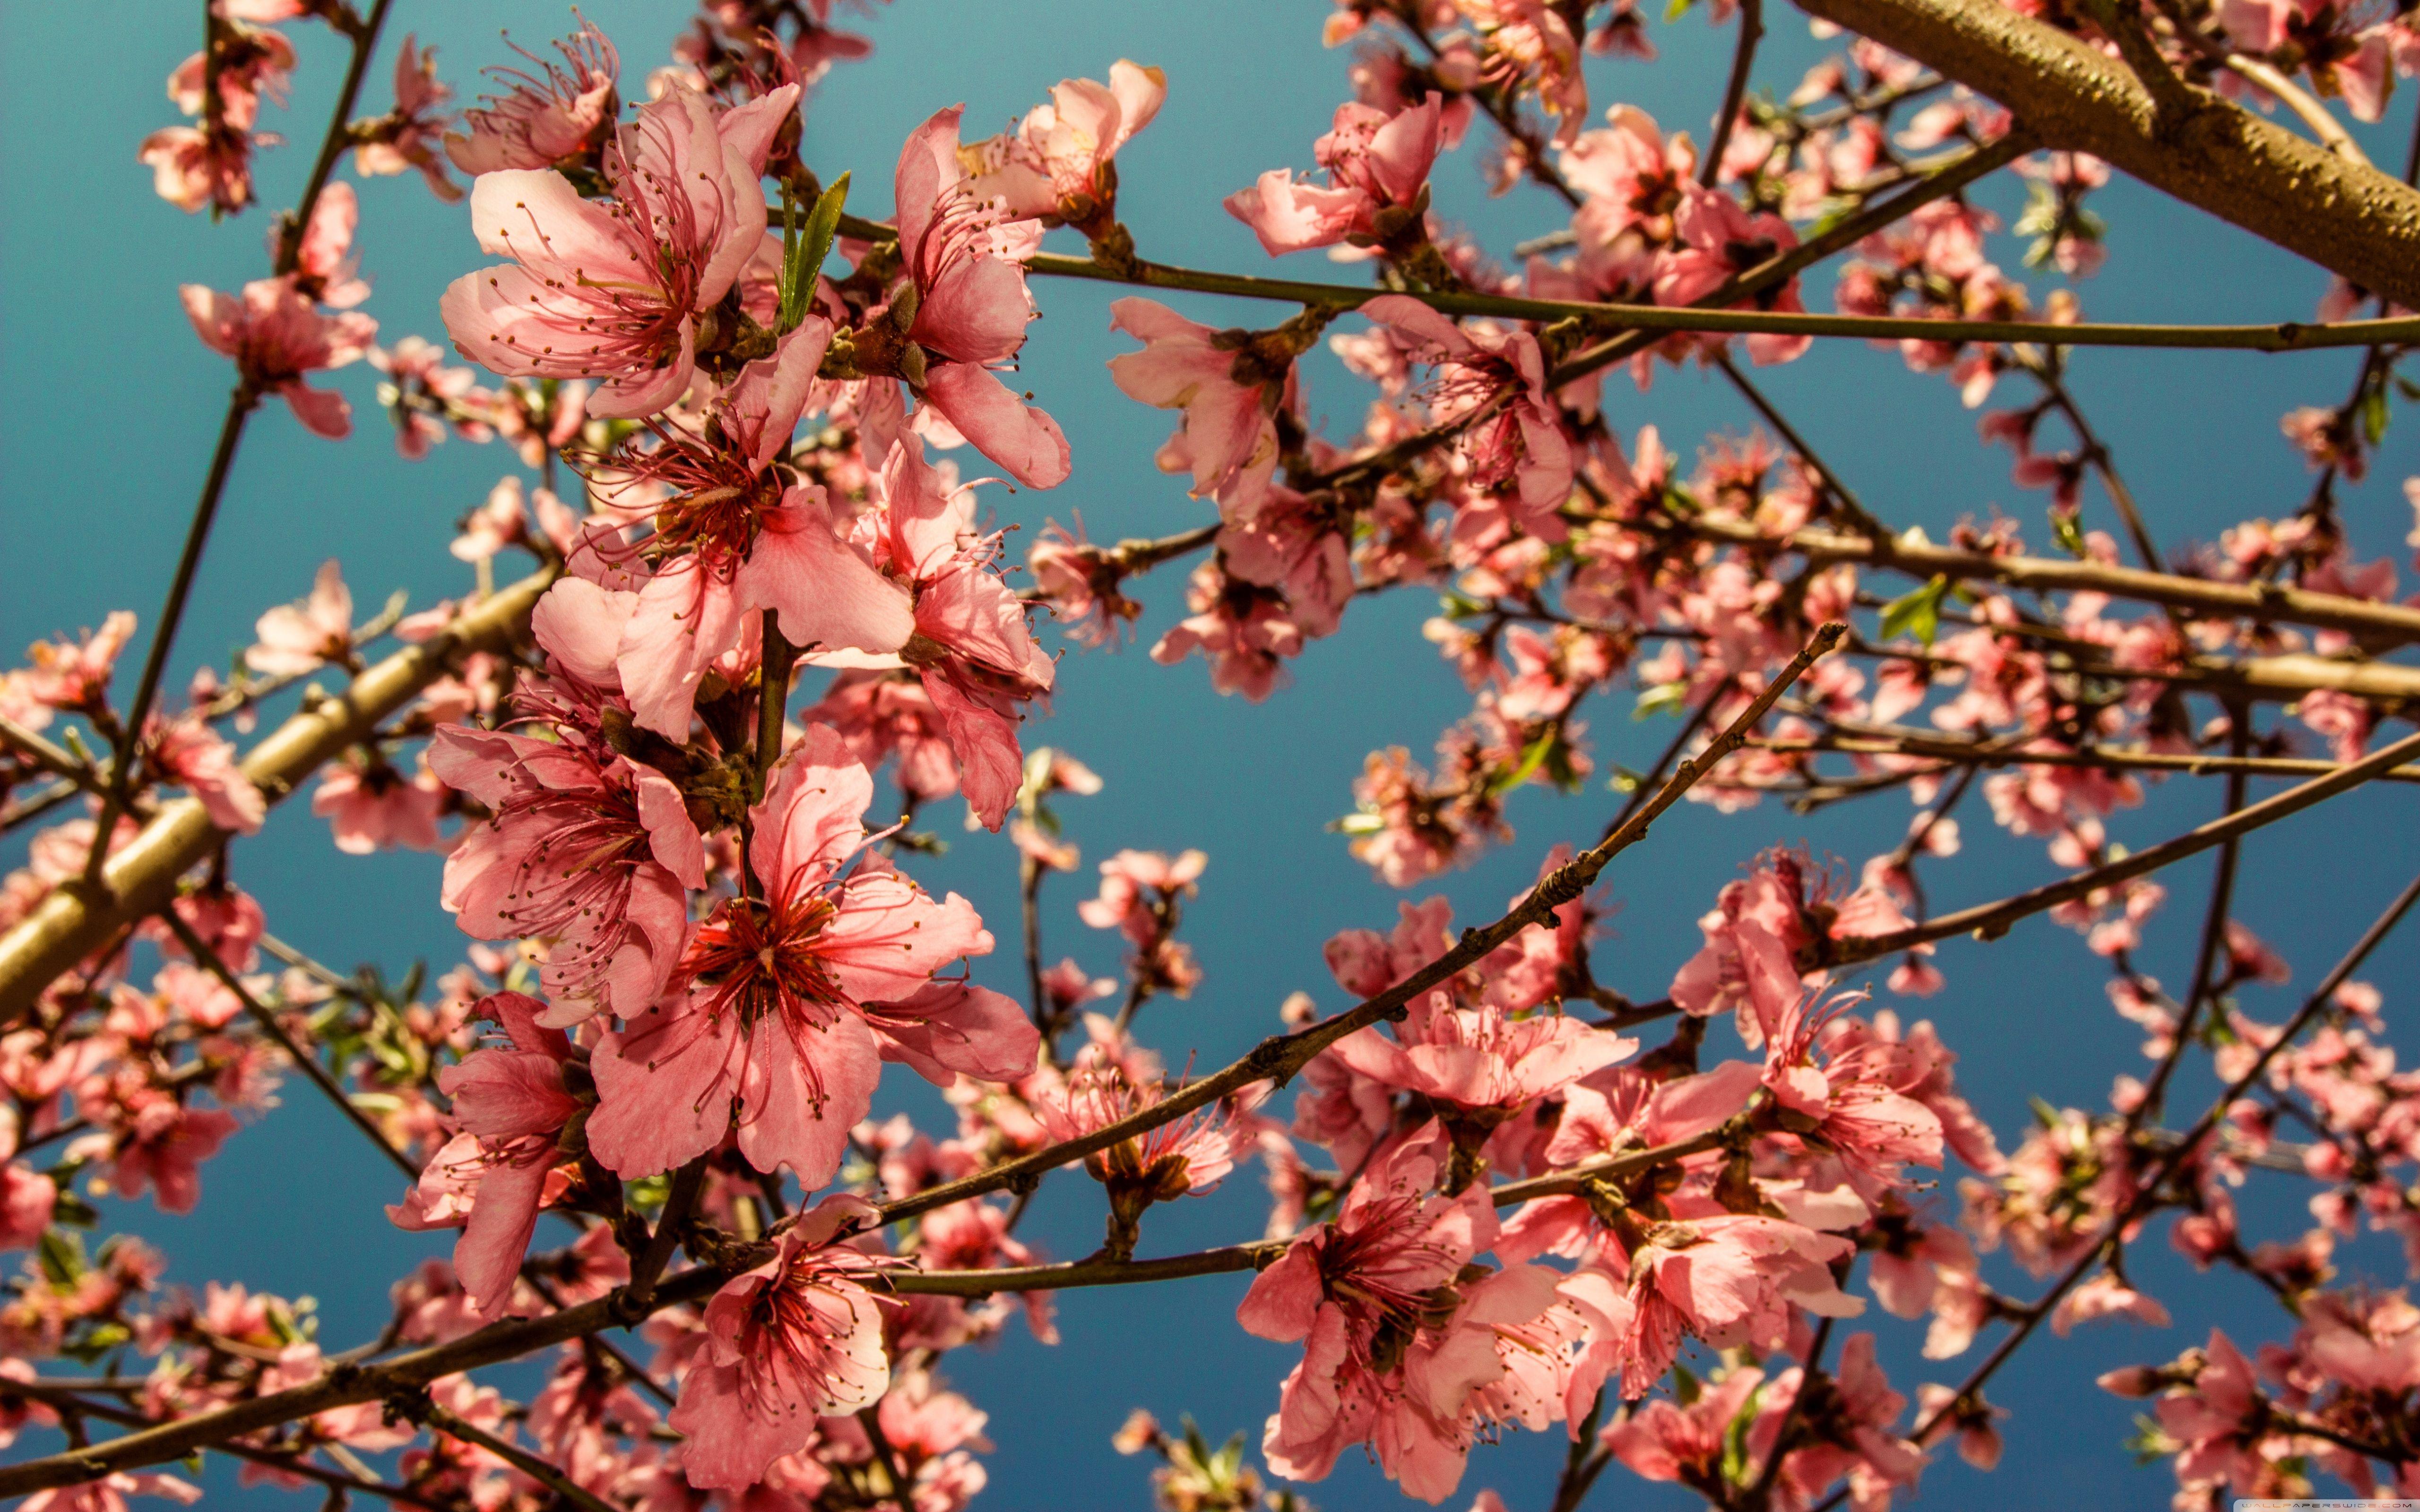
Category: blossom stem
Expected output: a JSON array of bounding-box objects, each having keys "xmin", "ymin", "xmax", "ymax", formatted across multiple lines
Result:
[
  {"xmin": 160, "ymin": 906, "xmax": 420, "ymax": 1180},
  {"xmin": 623, "ymin": 1155, "xmax": 709, "ymax": 1316},
  {"xmin": 1832, "ymin": 727, "xmax": 2420, "ymax": 964},
  {"xmin": 0, "ymin": 567, "xmax": 557, "ymax": 1024},
  {"xmin": 2126, "ymin": 712, "xmax": 2250, "ymax": 1131},
  {"xmin": 398, "ymin": 1392, "xmax": 618, "ymax": 1512},
  {"xmin": 1603, "ymin": 678, "xmax": 1733, "ymax": 843}
]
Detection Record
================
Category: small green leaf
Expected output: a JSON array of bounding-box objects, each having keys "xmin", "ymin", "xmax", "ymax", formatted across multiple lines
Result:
[
  {"xmin": 2049, "ymin": 507, "xmax": 2089, "ymax": 559},
  {"xmin": 1664, "ymin": 0, "xmax": 1697, "ymax": 19},
  {"xmin": 2361, "ymin": 383, "xmax": 2391, "ymax": 447},
  {"xmin": 1877, "ymin": 574, "xmax": 1951, "ymax": 647},
  {"xmin": 1634, "ymin": 681, "xmax": 1687, "ymax": 719},
  {"xmin": 1489, "ymin": 728, "xmax": 1557, "ymax": 796},
  {"xmin": 780, "ymin": 172, "xmax": 850, "ymax": 336}
]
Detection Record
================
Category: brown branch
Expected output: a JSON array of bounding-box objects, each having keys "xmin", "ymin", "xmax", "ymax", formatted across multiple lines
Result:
[
  {"xmin": 0, "ymin": 567, "xmax": 556, "ymax": 1023},
  {"xmin": 1684, "ymin": 512, "xmax": 2420, "ymax": 647},
  {"xmin": 398, "ymin": 1392, "xmax": 618, "ymax": 1512},
  {"xmin": 873, "ymin": 622, "xmax": 1845, "ymax": 1228},
  {"xmin": 1831, "ymin": 727, "xmax": 2420, "ymax": 962},
  {"xmin": 1702, "ymin": 0, "xmax": 1768, "ymax": 188},
  {"xmin": 1747, "ymin": 730, "xmax": 2420, "ymax": 785}
]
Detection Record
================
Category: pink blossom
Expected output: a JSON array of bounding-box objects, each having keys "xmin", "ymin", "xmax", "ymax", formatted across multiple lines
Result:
[
  {"xmin": 389, "ymin": 993, "xmax": 578, "ymax": 1319},
  {"xmin": 587, "ymin": 729, "xmax": 1022, "ymax": 1186},
  {"xmin": 888, "ymin": 106, "xmax": 1072, "ymax": 488},
  {"xmin": 288, "ymin": 182, "xmax": 370, "ymax": 309},
  {"xmin": 591, "ymin": 320, "xmax": 914, "ymax": 739},
  {"xmin": 181, "ymin": 276, "xmax": 377, "ymax": 438},
  {"xmin": 246, "ymin": 559, "xmax": 355, "ymax": 676},
  {"xmin": 441, "ymin": 84, "xmax": 797, "ymax": 419},
  {"xmin": 1563, "ymin": 1212, "xmax": 1861, "ymax": 1401},
  {"xmin": 1652, "ymin": 189, "xmax": 1813, "ymax": 366},
  {"xmin": 1358, "ymin": 295, "xmax": 1575, "ymax": 523},
  {"xmin": 1602, "ymin": 1362, "xmax": 1766, "ymax": 1487},
  {"xmin": 445, "ymin": 18, "xmax": 620, "ymax": 175},
  {"xmin": 429, "ymin": 680, "xmax": 701, "ymax": 1025},
  {"xmin": 671, "ymin": 1197, "xmax": 892, "ymax": 1488},
  {"xmin": 1151, "ymin": 558, "xmax": 1311, "ymax": 700},
  {"xmin": 1106, "ymin": 298, "xmax": 1290, "ymax": 508},
  {"xmin": 961, "ymin": 60, "xmax": 1167, "ymax": 227},
  {"xmin": 1760, "ymin": 990, "xmax": 1947, "ymax": 1193},
  {"xmin": 311, "ymin": 752, "xmax": 445, "ymax": 855},
  {"xmin": 1236, "ymin": 1136, "xmax": 1557, "ymax": 1502},
  {"xmin": 1226, "ymin": 99, "xmax": 1444, "ymax": 257},
  {"xmin": 856, "ymin": 440, "xmax": 1056, "ymax": 828},
  {"xmin": 146, "ymin": 715, "xmax": 265, "ymax": 835},
  {"xmin": 351, "ymin": 36, "xmax": 461, "ymax": 201}
]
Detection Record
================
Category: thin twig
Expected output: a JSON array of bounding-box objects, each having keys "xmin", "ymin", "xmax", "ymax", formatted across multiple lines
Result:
[{"xmin": 162, "ymin": 908, "xmax": 419, "ymax": 1180}]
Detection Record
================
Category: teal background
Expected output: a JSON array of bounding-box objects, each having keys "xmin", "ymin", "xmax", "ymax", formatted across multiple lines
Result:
[{"xmin": 6, "ymin": 1, "xmax": 2420, "ymax": 1505}]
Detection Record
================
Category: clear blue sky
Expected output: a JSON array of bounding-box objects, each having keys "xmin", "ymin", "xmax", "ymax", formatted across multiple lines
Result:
[{"xmin": 5, "ymin": 2, "xmax": 2420, "ymax": 1507}]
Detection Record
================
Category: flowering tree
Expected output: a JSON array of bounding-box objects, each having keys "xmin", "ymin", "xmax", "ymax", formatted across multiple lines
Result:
[{"xmin": 12, "ymin": 1, "xmax": 2420, "ymax": 1510}]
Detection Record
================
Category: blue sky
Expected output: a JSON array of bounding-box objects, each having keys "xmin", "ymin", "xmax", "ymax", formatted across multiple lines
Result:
[{"xmin": 6, "ymin": 1, "xmax": 2420, "ymax": 1507}]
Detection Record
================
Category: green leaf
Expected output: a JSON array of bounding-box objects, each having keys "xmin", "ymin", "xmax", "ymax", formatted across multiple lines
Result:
[
  {"xmin": 1489, "ymin": 727, "xmax": 1557, "ymax": 796},
  {"xmin": 1664, "ymin": 0, "xmax": 1697, "ymax": 19},
  {"xmin": 780, "ymin": 172, "xmax": 850, "ymax": 336},
  {"xmin": 2049, "ymin": 507, "xmax": 2089, "ymax": 559},
  {"xmin": 1634, "ymin": 681, "xmax": 1687, "ymax": 719},
  {"xmin": 1877, "ymin": 574, "xmax": 1951, "ymax": 647},
  {"xmin": 2361, "ymin": 382, "xmax": 2392, "ymax": 447}
]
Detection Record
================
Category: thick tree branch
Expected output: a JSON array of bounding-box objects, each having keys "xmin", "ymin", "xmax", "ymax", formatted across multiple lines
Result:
[
  {"xmin": 0, "ymin": 567, "xmax": 556, "ymax": 1022},
  {"xmin": 1788, "ymin": 0, "xmax": 2420, "ymax": 308}
]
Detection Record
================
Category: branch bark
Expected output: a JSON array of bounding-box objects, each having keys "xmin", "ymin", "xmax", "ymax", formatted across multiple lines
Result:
[{"xmin": 1788, "ymin": 0, "xmax": 2420, "ymax": 308}]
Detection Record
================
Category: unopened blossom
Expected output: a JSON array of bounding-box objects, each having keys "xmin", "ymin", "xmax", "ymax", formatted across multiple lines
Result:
[
  {"xmin": 445, "ymin": 17, "xmax": 620, "ymax": 175},
  {"xmin": 246, "ymin": 560, "xmax": 354, "ymax": 675},
  {"xmin": 880, "ymin": 106, "xmax": 1072, "ymax": 488},
  {"xmin": 588, "ymin": 729, "xmax": 1032, "ymax": 1186},
  {"xmin": 441, "ymin": 83, "xmax": 797, "ymax": 418},
  {"xmin": 1227, "ymin": 98, "xmax": 1445, "ymax": 258},
  {"xmin": 181, "ymin": 276, "xmax": 378, "ymax": 438},
  {"xmin": 388, "ymin": 993, "xmax": 578, "ymax": 1318},
  {"xmin": 670, "ymin": 1196, "xmax": 892, "ymax": 1488}
]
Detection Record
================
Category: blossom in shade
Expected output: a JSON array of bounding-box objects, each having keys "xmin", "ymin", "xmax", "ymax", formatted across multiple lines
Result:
[
  {"xmin": 146, "ymin": 716, "xmax": 265, "ymax": 835},
  {"xmin": 444, "ymin": 17, "xmax": 620, "ymax": 175},
  {"xmin": 387, "ymin": 993, "xmax": 578, "ymax": 1319},
  {"xmin": 440, "ymin": 84, "xmax": 797, "ymax": 418},
  {"xmin": 311, "ymin": 752, "xmax": 446, "ymax": 855},
  {"xmin": 428, "ymin": 665, "xmax": 702, "ymax": 1026},
  {"xmin": 586, "ymin": 728, "xmax": 1025, "ymax": 1186},
  {"xmin": 886, "ymin": 106, "xmax": 1072, "ymax": 488},
  {"xmin": 1106, "ymin": 298, "xmax": 1298, "ymax": 512},
  {"xmin": 181, "ymin": 276, "xmax": 378, "ymax": 438},
  {"xmin": 671, "ymin": 1196, "xmax": 892, "ymax": 1488}
]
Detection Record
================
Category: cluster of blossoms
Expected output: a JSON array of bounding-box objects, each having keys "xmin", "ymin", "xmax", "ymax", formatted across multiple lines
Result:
[{"xmin": 14, "ymin": 0, "xmax": 2420, "ymax": 1509}]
